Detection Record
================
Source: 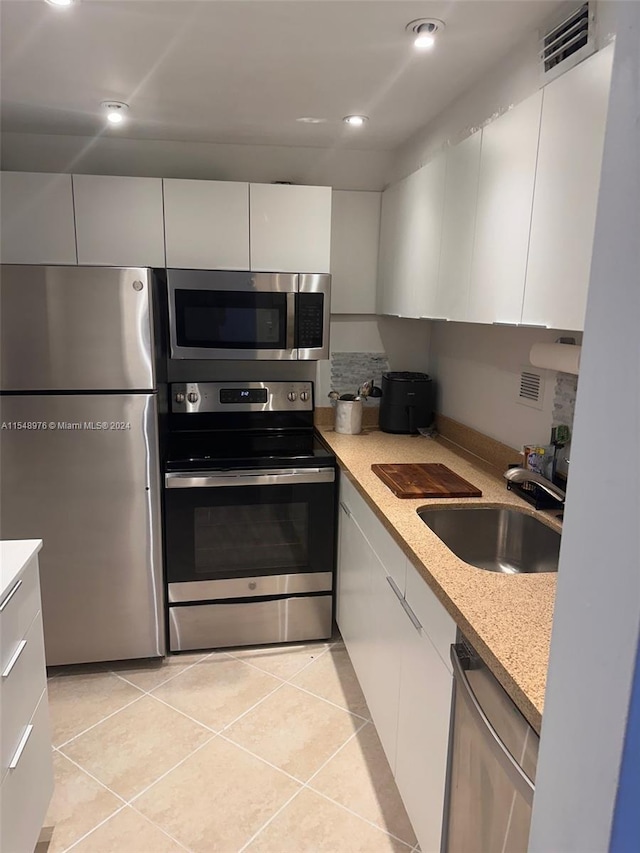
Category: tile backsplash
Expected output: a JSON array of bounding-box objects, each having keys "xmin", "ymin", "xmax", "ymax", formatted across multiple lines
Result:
[
  {"xmin": 552, "ymin": 371, "xmax": 578, "ymax": 430},
  {"xmin": 329, "ymin": 352, "xmax": 389, "ymax": 406}
]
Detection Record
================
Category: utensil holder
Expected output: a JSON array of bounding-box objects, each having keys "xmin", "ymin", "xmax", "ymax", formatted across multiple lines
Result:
[{"xmin": 335, "ymin": 399, "xmax": 363, "ymax": 435}]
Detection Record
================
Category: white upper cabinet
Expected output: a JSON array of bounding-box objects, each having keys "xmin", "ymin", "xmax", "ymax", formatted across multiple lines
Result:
[
  {"xmin": 73, "ymin": 175, "xmax": 165, "ymax": 267},
  {"xmin": 377, "ymin": 154, "xmax": 446, "ymax": 319},
  {"xmin": 330, "ymin": 190, "xmax": 381, "ymax": 314},
  {"xmin": 163, "ymin": 179, "xmax": 250, "ymax": 269},
  {"xmin": 434, "ymin": 130, "xmax": 482, "ymax": 322},
  {"xmin": 467, "ymin": 90, "xmax": 543, "ymax": 325},
  {"xmin": 411, "ymin": 154, "xmax": 447, "ymax": 319},
  {"xmin": 249, "ymin": 183, "xmax": 332, "ymax": 273},
  {"xmin": 522, "ymin": 46, "xmax": 614, "ymax": 331},
  {"xmin": 377, "ymin": 178, "xmax": 411, "ymax": 317},
  {"xmin": 0, "ymin": 172, "xmax": 77, "ymax": 265}
]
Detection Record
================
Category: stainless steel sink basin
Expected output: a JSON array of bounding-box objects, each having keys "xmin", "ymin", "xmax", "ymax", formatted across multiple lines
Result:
[{"xmin": 417, "ymin": 507, "xmax": 560, "ymax": 574}]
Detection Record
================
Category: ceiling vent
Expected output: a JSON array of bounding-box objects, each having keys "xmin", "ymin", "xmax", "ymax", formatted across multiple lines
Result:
[
  {"xmin": 517, "ymin": 368, "xmax": 544, "ymax": 410},
  {"xmin": 540, "ymin": 2, "xmax": 596, "ymax": 84}
]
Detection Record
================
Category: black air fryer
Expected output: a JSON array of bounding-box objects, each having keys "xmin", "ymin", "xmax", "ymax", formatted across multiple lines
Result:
[{"xmin": 379, "ymin": 372, "xmax": 434, "ymax": 434}]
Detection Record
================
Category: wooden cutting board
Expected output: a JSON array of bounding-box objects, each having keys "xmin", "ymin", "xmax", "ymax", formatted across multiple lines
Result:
[{"xmin": 371, "ymin": 463, "xmax": 482, "ymax": 499}]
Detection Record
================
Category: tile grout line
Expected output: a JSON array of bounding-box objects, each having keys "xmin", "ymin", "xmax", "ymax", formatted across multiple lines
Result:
[
  {"xmin": 59, "ymin": 804, "xmax": 129, "ymax": 853},
  {"xmin": 53, "ymin": 750, "xmax": 128, "ymax": 807},
  {"xmin": 237, "ymin": 787, "xmax": 305, "ymax": 852},
  {"xmin": 225, "ymin": 640, "xmax": 335, "ymax": 680},
  {"xmin": 126, "ymin": 802, "xmax": 196, "ymax": 853},
  {"xmin": 216, "ymin": 731, "xmax": 308, "ymax": 787},
  {"xmin": 301, "ymin": 785, "xmax": 416, "ymax": 850},
  {"xmin": 280, "ymin": 680, "xmax": 371, "ymax": 723},
  {"xmin": 107, "ymin": 650, "xmax": 219, "ymax": 692},
  {"xmin": 227, "ymin": 719, "xmax": 373, "ymax": 849},
  {"xmin": 237, "ymin": 717, "xmax": 415, "ymax": 853},
  {"xmin": 53, "ymin": 693, "xmax": 146, "ymax": 750},
  {"xmin": 127, "ymin": 731, "xmax": 219, "ymax": 806},
  {"xmin": 302, "ymin": 718, "xmax": 370, "ymax": 788}
]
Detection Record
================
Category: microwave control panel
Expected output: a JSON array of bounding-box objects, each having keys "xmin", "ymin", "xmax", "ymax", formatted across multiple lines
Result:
[{"xmin": 296, "ymin": 294, "xmax": 324, "ymax": 349}]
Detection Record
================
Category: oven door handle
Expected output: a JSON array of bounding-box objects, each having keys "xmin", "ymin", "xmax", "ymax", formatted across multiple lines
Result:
[{"xmin": 165, "ymin": 468, "xmax": 335, "ymax": 488}]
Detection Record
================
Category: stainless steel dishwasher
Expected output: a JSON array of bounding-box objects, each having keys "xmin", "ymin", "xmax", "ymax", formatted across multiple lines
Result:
[{"xmin": 442, "ymin": 636, "xmax": 539, "ymax": 853}]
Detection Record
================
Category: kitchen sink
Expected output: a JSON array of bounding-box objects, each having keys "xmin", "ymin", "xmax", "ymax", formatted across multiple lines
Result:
[{"xmin": 417, "ymin": 506, "xmax": 560, "ymax": 574}]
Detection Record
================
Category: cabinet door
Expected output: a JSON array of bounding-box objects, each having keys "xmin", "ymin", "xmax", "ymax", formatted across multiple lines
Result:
[
  {"xmin": 522, "ymin": 45, "xmax": 614, "ymax": 331},
  {"xmin": 336, "ymin": 501, "xmax": 374, "ymax": 694},
  {"xmin": 434, "ymin": 131, "xmax": 482, "ymax": 321},
  {"xmin": 366, "ymin": 553, "xmax": 406, "ymax": 772},
  {"xmin": 73, "ymin": 175, "xmax": 165, "ymax": 266},
  {"xmin": 395, "ymin": 625, "xmax": 453, "ymax": 853},
  {"xmin": 330, "ymin": 191, "xmax": 380, "ymax": 314},
  {"xmin": 0, "ymin": 172, "xmax": 77, "ymax": 265},
  {"xmin": 410, "ymin": 155, "xmax": 447, "ymax": 319},
  {"xmin": 338, "ymin": 500, "xmax": 403, "ymax": 771},
  {"xmin": 377, "ymin": 178, "xmax": 410, "ymax": 317},
  {"xmin": 249, "ymin": 183, "xmax": 332, "ymax": 273},
  {"xmin": 377, "ymin": 158, "xmax": 446, "ymax": 319},
  {"xmin": 163, "ymin": 179, "xmax": 249, "ymax": 270},
  {"xmin": 468, "ymin": 91, "xmax": 543, "ymax": 325}
]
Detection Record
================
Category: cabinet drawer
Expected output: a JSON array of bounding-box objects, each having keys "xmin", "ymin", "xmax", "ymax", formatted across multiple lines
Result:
[
  {"xmin": 1, "ymin": 611, "xmax": 47, "ymax": 781},
  {"xmin": 0, "ymin": 557, "xmax": 41, "ymax": 673},
  {"xmin": 1, "ymin": 690, "xmax": 54, "ymax": 853},
  {"xmin": 405, "ymin": 560, "xmax": 456, "ymax": 671},
  {"xmin": 339, "ymin": 474, "xmax": 407, "ymax": 592}
]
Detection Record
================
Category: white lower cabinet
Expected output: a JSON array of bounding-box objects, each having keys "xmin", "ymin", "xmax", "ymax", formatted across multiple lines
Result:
[
  {"xmin": 0, "ymin": 547, "xmax": 53, "ymax": 853},
  {"xmin": 337, "ymin": 497, "xmax": 403, "ymax": 770},
  {"xmin": 337, "ymin": 472, "xmax": 456, "ymax": 852},
  {"xmin": 395, "ymin": 614, "xmax": 454, "ymax": 853}
]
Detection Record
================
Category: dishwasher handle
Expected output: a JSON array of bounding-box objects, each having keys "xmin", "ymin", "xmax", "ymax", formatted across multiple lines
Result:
[{"xmin": 450, "ymin": 644, "xmax": 535, "ymax": 805}]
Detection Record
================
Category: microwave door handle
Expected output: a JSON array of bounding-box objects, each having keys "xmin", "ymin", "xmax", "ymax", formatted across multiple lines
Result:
[{"xmin": 286, "ymin": 292, "xmax": 296, "ymax": 354}]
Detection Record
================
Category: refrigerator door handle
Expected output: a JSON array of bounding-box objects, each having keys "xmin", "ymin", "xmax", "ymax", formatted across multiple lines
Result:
[{"xmin": 450, "ymin": 645, "xmax": 535, "ymax": 804}]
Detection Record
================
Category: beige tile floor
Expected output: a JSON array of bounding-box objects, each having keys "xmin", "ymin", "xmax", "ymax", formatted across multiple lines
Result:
[{"xmin": 42, "ymin": 638, "xmax": 421, "ymax": 853}]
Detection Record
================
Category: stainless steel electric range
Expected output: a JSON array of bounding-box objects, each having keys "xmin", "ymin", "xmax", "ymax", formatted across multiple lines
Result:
[{"xmin": 163, "ymin": 381, "xmax": 336, "ymax": 652}]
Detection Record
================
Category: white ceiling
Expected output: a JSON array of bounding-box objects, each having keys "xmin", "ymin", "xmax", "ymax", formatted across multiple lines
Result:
[{"xmin": 0, "ymin": 0, "xmax": 562, "ymax": 151}]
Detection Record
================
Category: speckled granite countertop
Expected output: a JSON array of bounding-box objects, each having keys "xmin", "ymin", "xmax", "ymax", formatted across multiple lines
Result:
[{"xmin": 319, "ymin": 426, "xmax": 561, "ymax": 734}]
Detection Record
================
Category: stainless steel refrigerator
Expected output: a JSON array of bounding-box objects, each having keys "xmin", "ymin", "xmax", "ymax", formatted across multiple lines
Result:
[{"xmin": 0, "ymin": 266, "xmax": 165, "ymax": 665}]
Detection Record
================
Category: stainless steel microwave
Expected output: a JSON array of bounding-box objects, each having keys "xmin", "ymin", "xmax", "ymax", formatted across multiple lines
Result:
[{"xmin": 167, "ymin": 270, "xmax": 330, "ymax": 361}]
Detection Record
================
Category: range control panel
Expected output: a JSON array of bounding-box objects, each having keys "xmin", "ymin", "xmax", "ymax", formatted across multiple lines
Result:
[{"xmin": 171, "ymin": 381, "xmax": 314, "ymax": 414}]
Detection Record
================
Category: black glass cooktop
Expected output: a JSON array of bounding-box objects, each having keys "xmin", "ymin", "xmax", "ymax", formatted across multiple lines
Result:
[{"xmin": 165, "ymin": 431, "xmax": 335, "ymax": 472}]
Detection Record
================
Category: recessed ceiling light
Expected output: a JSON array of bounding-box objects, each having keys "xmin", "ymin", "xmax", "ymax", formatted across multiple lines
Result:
[
  {"xmin": 296, "ymin": 117, "xmax": 327, "ymax": 124},
  {"xmin": 405, "ymin": 19, "xmax": 445, "ymax": 51},
  {"xmin": 343, "ymin": 115, "xmax": 368, "ymax": 127},
  {"xmin": 45, "ymin": 0, "xmax": 75, "ymax": 7},
  {"xmin": 101, "ymin": 101, "xmax": 129, "ymax": 125}
]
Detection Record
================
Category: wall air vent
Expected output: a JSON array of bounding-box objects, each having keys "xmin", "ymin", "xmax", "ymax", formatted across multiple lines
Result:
[
  {"xmin": 540, "ymin": 1, "xmax": 596, "ymax": 84},
  {"xmin": 518, "ymin": 368, "xmax": 544, "ymax": 410}
]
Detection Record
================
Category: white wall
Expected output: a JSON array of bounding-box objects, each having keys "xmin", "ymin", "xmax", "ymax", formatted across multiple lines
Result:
[
  {"xmin": 529, "ymin": 6, "xmax": 640, "ymax": 849},
  {"xmin": 0, "ymin": 131, "xmax": 390, "ymax": 190},
  {"xmin": 428, "ymin": 322, "xmax": 580, "ymax": 451}
]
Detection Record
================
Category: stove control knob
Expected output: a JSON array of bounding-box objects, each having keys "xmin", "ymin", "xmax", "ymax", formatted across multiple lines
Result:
[
  {"xmin": 287, "ymin": 391, "xmax": 298, "ymax": 402},
  {"xmin": 300, "ymin": 391, "xmax": 310, "ymax": 402},
  {"xmin": 175, "ymin": 392, "xmax": 185, "ymax": 404},
  {"xmin": 187, "ymin": 392, "xmax": 199, "ymax": 404}
]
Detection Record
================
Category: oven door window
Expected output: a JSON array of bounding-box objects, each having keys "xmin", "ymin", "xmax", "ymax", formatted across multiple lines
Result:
[
  {"xmin": 174, "ymin": 289, "xmax": 287, "ymax": 350},
  {"xmin": 165, "ymin": 482, "xmax": 335, "ymax": 582},
  {"xmin": 194, "ymin": 502, "xmax": 308, "ymax": 573}
]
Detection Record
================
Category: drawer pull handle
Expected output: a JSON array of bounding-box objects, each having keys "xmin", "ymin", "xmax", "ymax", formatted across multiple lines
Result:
[
  {"xmin": 2, "ymin": 640, "xmax": 27, "ymax": 678},
  {"xmin": 386, "ymin": 575, "xmax": 423, "ymax": 632},
  {"xmin": 339, "ymin": 501, "xmax": 351, "ymax": 517},
  {"xmin": 0, "ymin": 579, "xmax": 23, "ymax": 612},
  {"xmin": 9, "ymin": 725, "xmax": 33, "ymax": 769}
]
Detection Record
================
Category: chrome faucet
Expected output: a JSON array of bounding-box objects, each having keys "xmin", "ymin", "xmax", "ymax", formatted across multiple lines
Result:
[{"xmin": 503, "ymin": 467, "xmax": 566, "ymax": 505}]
